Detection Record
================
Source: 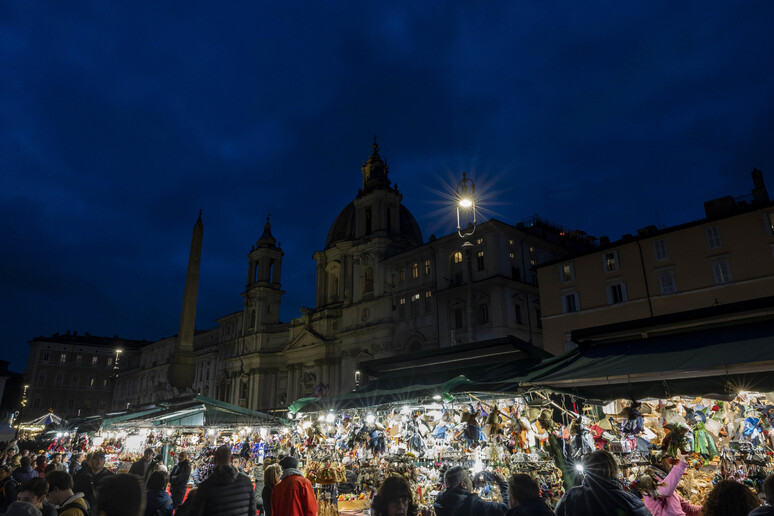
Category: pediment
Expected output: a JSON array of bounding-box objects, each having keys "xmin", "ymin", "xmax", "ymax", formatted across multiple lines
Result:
[{"xmin": 286, "ymin": 328, "xmax": 322, "ymax": 350}]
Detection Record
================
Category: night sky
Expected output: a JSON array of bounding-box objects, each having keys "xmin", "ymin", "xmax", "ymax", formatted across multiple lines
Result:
[{"xmin": 3, "ymin": 3, "xmax": 774, "ymax": 372}]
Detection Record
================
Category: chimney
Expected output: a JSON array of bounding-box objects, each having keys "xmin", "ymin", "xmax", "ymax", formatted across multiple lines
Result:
[{"xmin": 752, "ymin": 168, "xmax": 769, "ymax": 204}]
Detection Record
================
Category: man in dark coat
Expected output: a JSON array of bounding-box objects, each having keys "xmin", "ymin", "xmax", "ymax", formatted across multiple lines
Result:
[
  {"xmin": 73, "ymin": 451, "xmax": 114, "ymax": 511},
  {"xmin": 11, "ymin": 457, "xmax": 36, "ymax": 485},
  {"xmin": 184, "ymin": 445, "xmax": 255, "ymax": 516},
  {"xmin": 434, "ymin": 466, "xmax": 509, "ymax": 516},
  {"xmin": 169, "ymin": 451, "xmax": 191, "ymax": 509},
  {"xmin": 128, "ymin": 448, "xmax": 155, "ymax": 482},
  {"xmin": 554, "ymin": 450, "xmax": 649, "ymax": 516},
  {"xmin": 0, "ymin": 465, "xmax": 18, "ymax": 513}
]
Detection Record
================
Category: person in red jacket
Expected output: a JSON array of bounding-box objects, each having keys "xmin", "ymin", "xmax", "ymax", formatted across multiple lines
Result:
[{"xmin": 271, "ymin": 456, "xmax": 317, "ymax": 516}]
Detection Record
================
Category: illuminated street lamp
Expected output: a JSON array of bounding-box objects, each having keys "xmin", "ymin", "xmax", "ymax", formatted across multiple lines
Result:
[
  {"xmin": 456, "ymin": 172, "xmax": 477, "ymax": 238},
  {"xmin": 455, "ymin": 172, "xmax": 477, "ymax": 344}
]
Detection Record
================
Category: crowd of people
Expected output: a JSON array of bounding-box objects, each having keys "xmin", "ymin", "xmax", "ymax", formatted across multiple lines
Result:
[{"xmin": 1, "ymin": 437, "xmax": 773, "ymax": 516}]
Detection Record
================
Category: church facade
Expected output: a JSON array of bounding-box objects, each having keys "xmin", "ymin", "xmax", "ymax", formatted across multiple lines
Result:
[{"xmin": 112, "ymin": 143, "xmax": 587, "ymax": 412}]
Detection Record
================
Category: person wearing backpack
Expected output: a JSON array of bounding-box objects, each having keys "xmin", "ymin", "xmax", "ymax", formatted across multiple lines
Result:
[
  {"xmin": 0, "ymin": 464, "xmax": 19, "ymax": 513},
  {"xmin": 46, "ymin": 471, "xmax": 89, "ymax": 516},
  {"xmin": 144, "ymin": 471, "xmax": 172, "ymax": 516}
]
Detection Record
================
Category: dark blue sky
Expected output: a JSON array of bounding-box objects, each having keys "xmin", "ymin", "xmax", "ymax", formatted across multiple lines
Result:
[{"xmin": 3, "ymin": 2, "xmax": 774, "ymax": 372}]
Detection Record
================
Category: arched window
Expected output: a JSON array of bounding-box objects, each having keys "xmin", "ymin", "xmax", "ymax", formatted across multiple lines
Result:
[
  {"xmin": 363, "ymin": 267, "xmax": 374, "ymax": 293},
  {"xmin": 453, "ymin": 251, "xmax": 463, "ymax": 264}
]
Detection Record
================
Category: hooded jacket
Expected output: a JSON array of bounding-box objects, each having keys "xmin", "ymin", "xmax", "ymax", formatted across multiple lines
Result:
[
  {"xmin": 186, "ymin": 464, "xmax": 255, "ymax": 516},
  {"xmin": 270, "ymin": 469, "xmax": 318, "ymax": 516},
  {"xmin": 642, "ymin": 461, "xmax": 701, "ymax": 516},
  {"xmin": 145, "ymin": 489, "xmax": 173, "ymax": 516},
  {"xmin": 555, "ymin": 475, "xmax": 650, "ymax": 516},
  {"xmin": 434, "ymin": 485, "xmax": 509, "ymax": 516}
]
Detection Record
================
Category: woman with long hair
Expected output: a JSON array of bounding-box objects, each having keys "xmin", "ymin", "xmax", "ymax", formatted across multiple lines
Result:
[
  {"xmin": 371, "ymin": 475, "xmax": 419, "ymax": 516},
  {"xmin": 262, "ymin": 463, "xmax": 282, "ymax": 516}
]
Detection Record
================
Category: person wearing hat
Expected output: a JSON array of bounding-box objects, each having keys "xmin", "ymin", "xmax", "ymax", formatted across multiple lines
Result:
[
  {"xmin": 0, "ymin": 464, "xmax": 18, "ymax": 513},
  {"xmin": 271, "ymin": 456, "xmax": 317, "ymax": 516},
  {"xmin": 183, "ymin": 445, "xmax": 255, "ymax": 516},
  {"xmin": 1, "ymin": 501, "xmax": 42, "ymax": 516},
  {"xmin": 72, "ymin": 451, "xmax": 114, "ymax": 511}
]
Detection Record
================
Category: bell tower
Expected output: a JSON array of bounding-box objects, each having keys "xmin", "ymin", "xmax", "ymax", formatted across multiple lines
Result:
[{"xmin": 243, "ymin": 215, "xmax": 284, "ymax": 332}]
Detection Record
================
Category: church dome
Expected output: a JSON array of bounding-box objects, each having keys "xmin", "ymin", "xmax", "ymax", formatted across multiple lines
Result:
[{"xmin": 325, "ymin": 202, "xmax": 423, "ymax": 250}]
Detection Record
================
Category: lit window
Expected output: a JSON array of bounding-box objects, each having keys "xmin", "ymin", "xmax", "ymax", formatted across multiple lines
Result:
[
  {"xmin": 412, "ymin": 263, "xmax": 418, "ymax": 279},
  {"xmin": 424, "ymin": 259, "xmax": 431, "ymax": 275},
  {"xmin": 606, "ymin": 283, "xmax": 627, "ymax": 304},
  {"xmin": 658, "ymin": 270, "xmax": 677, "ymax": 294},
  {"xmin": 107, "ymin": 357, "xmax": 113, "ymax": 366},
  {"xmin": 92, "ymin": 356, "xmax": 98, "ymax": 365},
  {"xmin": 410, "ymin": 294, "xmax": 419, "ymax": 316},
  {"xmin": 559, "ymin": 263, "xmax": 574, "ymax": 282},
  {"xmin": 424, "ymin": 291, "xmax": 432, "ymax": 312},
  {"xmin": 562, "ymin": 293, "xmax": 579, "ymax": 313},
  {"xmin": 89, "ymin": 377, "xmax": 96, "ymax": 387},
  {"xmin": 476, "ymin": 238, "xmax": 483, "ymax": 245},
  {"xmin": 60, "ymin": 353, "xmax": 67, "ymax": 363},
  {"xmin": 398, "ymin": 298, "xmax": 406, "ymax": 320},
  {"xmin": 711, "ymin": 259, "xmax": 733, "ymax": 284},
  {"xmin": 509, "ymin": 252, "xmax": 516, "ymax": 259},
  {"xmin": 476, "ymin": 251, "xmax": 485, "ymax": 271},
  {"xmin": 653, "ymin": 239, "xmax": 668, "ymax": 261},
  {"xmin": 706, "ymin": 225, "xmax": 722, "ymax": 249},
  {"xmin": 602, "ymin": 251, "xmax": 619, "ymax": 272},
  {"xmin": 400, "ymin": 268, "xmax": 406, "ymax": 281},
  {"xmin": 453, "ymin": 252, "xmax": 463, "ymax": 264},
  {"xmin": 509, "ymin": 239, "xmax": 514, "ymax": 245}
]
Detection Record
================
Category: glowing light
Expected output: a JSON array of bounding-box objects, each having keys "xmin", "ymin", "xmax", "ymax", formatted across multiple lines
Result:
[
  {"xmin": 207, "ymin": 429, "xmax": 215, "ymax": 436},
  {"xmin": 326, "ymin": 413, "xmax": 335, "ymax": 423},
  {"xmin": 472, "ymin": 457, "xmax": 484, "ymax": 474},
  {"xmin": 317, "ymin": 415, "xmax": 326, "ymax": 422},
  {"xmin": 366, "ymin": 414, "xmax": 375, "ymax": 424},
  {"xmin": 302, "ymin": 421, "xmax": 312, "ymax": 430},
  {"xmin": 575, "ymin": 464, "xmax": 584, "ymax": 473},
  {"xmin": 432, "ymin": 394, "xmax": 442, "ymax": 400},
  {"xmin": 459, "ymin": 198, "xmax": 472, "ymax": 208},
  {"xmin": 286, "ymin": 412, "xmax": 294, "ymax": 420},
  {"xmin": 400, "ymin": 406, "xmax": 411, "ymax": 415}
]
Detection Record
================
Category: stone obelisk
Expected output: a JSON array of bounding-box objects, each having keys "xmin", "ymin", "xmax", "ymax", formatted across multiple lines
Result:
[{"xmin": 168, "ymin": 211, "xmax": 203, "ymax": 391}]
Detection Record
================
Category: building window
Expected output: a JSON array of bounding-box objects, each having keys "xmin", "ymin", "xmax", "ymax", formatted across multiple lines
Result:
[
  {"xmin": 602, "ymin": 251, "xmax": 619, "ymax": 272},
  {"xmin": 529, "ymin": 246, "xmax": 536, "ymax": 268},
  {"xmin": 398, "ymin": 298, "xmax": 406, "ymax": 320},
  {"xmin": 67, "ymin": 399, "xmax": 74, "ymax": 409},
  {"xmin": 706, "ymin": 225, "xmax": 722, "ymax": 249},
  {"xmin": 606, "ymin": 282, "xmax": 628, "ymax": 304},
  {"xmin": 424, "ymin": 291, "xmax": 432, "ymax": 313},
  {"xmin": 71, "ymin": 375, "xmax": 79, "ymax": 387},
  {"xmin": 514, "ymin": 304, "xmax": 523, "ymax": 325},
  {"xmin": 476, "ymin": 251, "xmax": 485, "ymax": 271},
  {"xmin": 75, "ymin": 354, "xmax": 82, "ymax": 363},
  {"xmin": 103, "ymin": 378, "xmax": 109, "ymax": 387},
  {"xmin": 60, "ymin": 353, "xmax": 67, "ymax": 363},
  {"xmin": 711, "ymin": 259, "xmax": 733, "ymax": 284},
  {"xmin": 453, "ymin": 252, "xmax": 463, "ymax": 264},
  {"xmin": 361, "ymin": 308, "xmax": 369, "ymax": 321},
  {"xmin": 509, "ymin": 252, "xmax": 516, "ymax": 259},
  {"xmin": 479, "ymin": 304, "xmax": 490, "ymax": 324},
  {"xmin": 653, "ymin": 239, "xmax": 668, "ymax": 261},
  {"xmin": 509, "ymin": 239, "xmax": 514, "ymax": 245},
  {"xmin": 658, "ymin": 270, "xmax": 677, "ymax": 294},
  {"xmin": 92, "ymin": 356, "xmax": 98, "ymax": 365},
  {"xmin": 37, "ymin": 372, "xmax": 46, "ymax": 386},
  {"xmin": 363, "ymin": 267, "xmax": 374, "ymax": 293},
  {"xmin": 55, "ymin": 374, "xmax": 64, "ymax": 387},
  {"xmin": 559, "ymin": 263, "xmax": 574, "ymax": 282},
  {"xmin": 42, "ymin": 352, "xmax": 50, "ymax": 361},
  {"xmin": 391, "ymin": 273, "xmax": 396, "ymax": 287},
  {"xmin": 424, "ymin": 259, "xmax": 431, "ymax": 275},
  {"xmin": 89, "ymin": 377, "xmax": 96, "ymax": 388},
  {"xmin": 562, "ymin": 293, "xmax": 579, "ymax": 313},
  {"xmin": 107, "ymin": 357, "xmax": 113, "ymax": 366},
  {"xmin": 412, "ymin": 263, "xmax": 419, "ymax": 279},
  {"xmin": 400, "ymin": 268, "xmax": 406, "ymax": 282},
  {"xmin": 354, "ymin": 370, "xmax": 362, "ymax": 386},
  {"xmin": 249, "ymin": 310, "xmax": 256, "ymax": 328},
  {"xmin": 454, "ymin": 308, "xmax": 464, "ymax": 329},
  {"xmin": 410, "ymin": 293, "xmax": 420, "ymax": 316}
]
